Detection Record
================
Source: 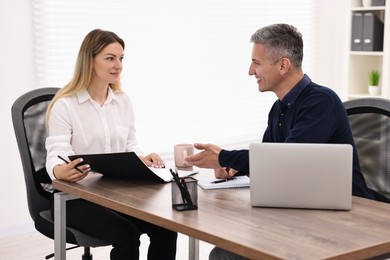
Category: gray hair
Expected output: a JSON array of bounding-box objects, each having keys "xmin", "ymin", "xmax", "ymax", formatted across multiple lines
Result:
[{"xmin": 250, "ymin": 24, "xmax": 303, "ymax": 70}]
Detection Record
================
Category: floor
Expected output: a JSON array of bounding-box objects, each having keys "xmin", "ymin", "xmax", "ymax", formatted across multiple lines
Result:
[{"xmin": 0, "ymin": 231, "xmax": 214, "ymax": 259}]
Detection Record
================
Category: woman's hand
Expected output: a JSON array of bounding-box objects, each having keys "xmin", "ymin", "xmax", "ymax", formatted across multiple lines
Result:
[
  {"xmin": 140, "ymin": 153, "xmax": 165, "ymax": 168},
  {"xmin": 53, "ymin": 158, "xmax": 90, "ymax": 182}
]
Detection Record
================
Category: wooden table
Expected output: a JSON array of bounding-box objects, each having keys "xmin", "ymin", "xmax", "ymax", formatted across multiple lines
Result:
[{"xmin": 53, "ymin": 174, "xmax": 390, "ymax": 260}]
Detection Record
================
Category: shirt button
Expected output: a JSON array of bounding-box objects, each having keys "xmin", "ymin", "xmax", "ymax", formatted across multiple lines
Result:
[{"xmin": 278, "ymin": 123, "xmax": 282, "ymax": 126}]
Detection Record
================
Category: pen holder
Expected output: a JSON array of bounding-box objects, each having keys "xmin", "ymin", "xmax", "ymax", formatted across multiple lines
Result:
[{"xmin": 171, "ymin": 177, "xmax": 198, "ymax": 211}]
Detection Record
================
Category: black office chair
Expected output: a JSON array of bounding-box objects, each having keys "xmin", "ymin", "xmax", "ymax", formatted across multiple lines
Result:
[
  {"xmin": 344, "ymin": 97, "xmax": 390, "ymax": 203},
  {"xmin": 11, "ymin": 87, "xmax": 110, "ymax": 259}
]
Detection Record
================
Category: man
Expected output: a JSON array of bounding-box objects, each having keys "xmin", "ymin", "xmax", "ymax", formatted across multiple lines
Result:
[{"xmin": 185, "ymin": 23, "xmax": 378, "ymax": 260}]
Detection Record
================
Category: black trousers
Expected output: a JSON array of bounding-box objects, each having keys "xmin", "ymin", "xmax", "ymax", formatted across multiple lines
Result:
[{"xmin": 51, "ymin": 195, "xmax": 177, "ymax": 260}]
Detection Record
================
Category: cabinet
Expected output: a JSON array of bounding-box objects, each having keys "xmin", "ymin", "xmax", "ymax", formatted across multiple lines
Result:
[{"xmin": 347, "ymin": 0, "xmax": 390, "ymax": 99}]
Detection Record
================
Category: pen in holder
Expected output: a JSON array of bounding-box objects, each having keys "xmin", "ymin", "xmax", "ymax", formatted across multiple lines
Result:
[{"xmin": 170, "ymin": 169, "xmax": 198, "ymax": 211}]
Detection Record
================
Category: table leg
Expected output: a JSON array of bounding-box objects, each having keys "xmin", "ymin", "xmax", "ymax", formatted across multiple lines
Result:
[
  {"xmin": 54, "ymin": 192, "xmax": 78, "ymax": 260},
  {"xmin": 188, "ymin": 236, "xmax": 199, "ymax": 260}
]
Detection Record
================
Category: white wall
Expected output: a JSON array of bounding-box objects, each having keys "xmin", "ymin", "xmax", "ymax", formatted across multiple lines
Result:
[
  {"xmin": 0, "ymin": 0, "xmax": 349, "ymax": 236},
  {"xmin": 0, "ymin": 0, "xmax": 36, "ymax": 235},
  {"xmin": 315, "ymin": 1, "xmax": 350, "ymax": 99}
]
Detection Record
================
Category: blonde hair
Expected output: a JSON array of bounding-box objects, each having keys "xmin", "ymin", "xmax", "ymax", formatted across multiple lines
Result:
[{"xmin": 45, "ymin": 29, "xmax": 125, "ymax": 124}]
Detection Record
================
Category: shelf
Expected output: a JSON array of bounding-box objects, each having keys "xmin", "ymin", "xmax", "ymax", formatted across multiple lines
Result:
[
  {"xmin": 348, "ymin": 93, "xmax": 382, "ymax": 99},
  {"xmin": 347, "ymin": 0, "xmax": 388, "ymax": 100},
  {"xmin": 351, "ymin": 6, "xmax": 386, "ymax": 11},
  {"xmin": 350, "ymin": 51, "xmax": 384, "ymax": 56}
]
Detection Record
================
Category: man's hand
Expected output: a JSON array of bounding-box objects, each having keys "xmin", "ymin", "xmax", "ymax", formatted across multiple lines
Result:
[
  {"xmin": 214, "ymin": 167, "xmax": 238, "ymax": 179},
  {"xmin": 185, "ymin": 143, "xmax": 222, "ymax": 169}
]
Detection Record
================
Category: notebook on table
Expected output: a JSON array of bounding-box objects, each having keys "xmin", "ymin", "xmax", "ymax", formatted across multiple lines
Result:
[
  {"xmin": 197, "ymin": 175, "xmax": 250, "ymax": 190},
  {"xmin": 68, "ymin": 152, "xmax": 198, "ymax": 183},
  {"xmin": 249, "ymin": 143, "xmax": 353, "ymax": 210}
]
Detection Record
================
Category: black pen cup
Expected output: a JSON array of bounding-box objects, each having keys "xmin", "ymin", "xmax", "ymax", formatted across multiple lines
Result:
[{"xmin": 171, "ymin": 177, "xmax": 198, "ymax": 211}]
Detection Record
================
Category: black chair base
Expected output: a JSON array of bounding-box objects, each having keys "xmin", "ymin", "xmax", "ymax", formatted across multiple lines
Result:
[{"xmin": 45, "ymin": 246, "xmax": 93, "ymax": 260}]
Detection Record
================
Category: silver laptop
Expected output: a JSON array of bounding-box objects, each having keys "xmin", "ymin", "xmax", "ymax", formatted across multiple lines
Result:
[{"xmin": 249, "ymin": 143, "xmax": 352, "ymax": 210}]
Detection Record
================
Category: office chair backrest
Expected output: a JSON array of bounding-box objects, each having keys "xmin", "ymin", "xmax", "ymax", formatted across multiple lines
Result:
[
  {"xmin": 12, "ymin": 88, "xmax": 59, "ymax": 222},
  {"xmin": 344, "ymin": 97, "xmax": 390, "ymax": 201}
]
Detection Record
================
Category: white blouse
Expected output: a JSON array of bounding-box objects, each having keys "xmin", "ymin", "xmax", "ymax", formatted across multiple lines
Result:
[{"xmin": 45, "ymin": 88, "xmax": 143, "ymax": 180}]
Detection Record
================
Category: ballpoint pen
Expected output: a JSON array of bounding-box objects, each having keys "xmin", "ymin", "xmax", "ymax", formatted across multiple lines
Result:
[
  {"xmin": 211, "ymin": 177, "xmax": 236, "ymax": 184},
  {"xmin": 180, "ymin": 177, "xmax": 194, "ymax": 205},
  {"xmin": 57, "ymin": 155, "xmax": 85, "ymax": 174}
]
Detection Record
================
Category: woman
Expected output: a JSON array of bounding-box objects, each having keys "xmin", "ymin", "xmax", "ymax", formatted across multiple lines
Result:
[{"xmin": 45, "ymin": 29, "xmax": 177, "ymax": 260}]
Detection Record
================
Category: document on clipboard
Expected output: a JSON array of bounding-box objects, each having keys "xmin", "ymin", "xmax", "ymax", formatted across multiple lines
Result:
[{"xmin": 68, "ymin": 152, "xmax": 198, "ymax": 183}]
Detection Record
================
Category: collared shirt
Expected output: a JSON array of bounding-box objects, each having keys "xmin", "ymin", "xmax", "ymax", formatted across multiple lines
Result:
[
  {"xmin": 45, "ymin": 88, "xmax": 142, "ymax": 180},
  {"xmin": 219, "ymin": 74, "xmax": 375, "ymax": 200}
]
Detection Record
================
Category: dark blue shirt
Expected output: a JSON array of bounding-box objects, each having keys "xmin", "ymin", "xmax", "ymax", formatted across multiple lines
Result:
[{"xmin": 219, "ymin": 74, "xmax": 375, "ymax": 200}]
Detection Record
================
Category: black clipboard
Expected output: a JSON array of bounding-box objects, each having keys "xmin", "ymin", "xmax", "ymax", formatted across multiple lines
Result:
[{"xmin": 69, "ymin": 152, "xmax": 168, "ymax": 183}]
